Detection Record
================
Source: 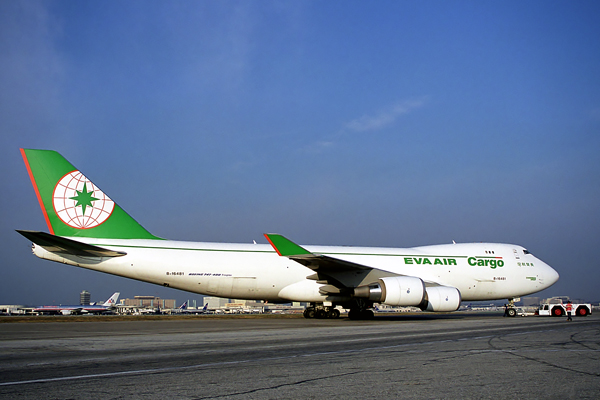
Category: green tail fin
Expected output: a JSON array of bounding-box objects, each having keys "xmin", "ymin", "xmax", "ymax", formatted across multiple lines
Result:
[{"xmin": 21, "ymin": 149, "xmax": 160, "ymax": 239}]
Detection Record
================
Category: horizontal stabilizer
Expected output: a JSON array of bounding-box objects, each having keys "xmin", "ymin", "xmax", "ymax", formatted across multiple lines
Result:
[{"xmin": 16, "ymin": 230, "xmax": 126, "ymax": 258}]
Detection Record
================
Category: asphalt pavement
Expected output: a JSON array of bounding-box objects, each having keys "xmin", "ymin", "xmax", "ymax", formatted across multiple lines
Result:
[{"xmin": 0, "ymin": 312, "xmax": 598, "ymax": 399}]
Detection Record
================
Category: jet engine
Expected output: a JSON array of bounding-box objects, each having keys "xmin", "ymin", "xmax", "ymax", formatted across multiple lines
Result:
[
  {"xmin": 419, "ymin": 286, "xmax": 461, "ymax": 312},
  {"xmin": 353, "ymin": 276, "xmax": 425, "ymax": 306}
]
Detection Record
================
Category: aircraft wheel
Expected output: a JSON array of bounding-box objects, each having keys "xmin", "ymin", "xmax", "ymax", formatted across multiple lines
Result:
[
  {"xmin": 507, "ymin": 308, "xmax": 517, "ymax": 317},
  {"xmin": 315, "ymin": 309, "xmax": 327, "ymax": 319},
  {"xmin": 329, "ymin": 309, "xmax": 340, "ymax": 319},
  {"xmin": 348, "ymin": 309, "xmax": 359, "ymax": 320},
  {"xmin": 303, "ymin": 308, "xmax": 316, "ymax": 318}
]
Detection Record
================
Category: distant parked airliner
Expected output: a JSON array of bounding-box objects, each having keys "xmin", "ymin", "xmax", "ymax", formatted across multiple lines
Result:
[
  {"xmin": 34, "ymin": 292, "xmax": 120, "ymax": 315},
  {"xmin": 18, "ymin": 149, "xmax": 559, "ymax": 319}
]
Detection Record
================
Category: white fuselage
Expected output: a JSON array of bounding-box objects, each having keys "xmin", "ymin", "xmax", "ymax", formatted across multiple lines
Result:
[{"xmin": 32, "ymin": 239, "xmax": 559, "ymax": 303}]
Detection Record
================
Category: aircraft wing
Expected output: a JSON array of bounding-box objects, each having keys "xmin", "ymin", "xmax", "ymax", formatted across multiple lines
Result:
[
  {"xmin": 265, "ymin": 233, "xmax": 371, "ymax": 272},
  {"xmin": 16, "ymin": 230, "xmax": 127, "ymax": 258},
  {"xmin": 264, "ymin": 234, "xmax": 398, "ymax": 293}
]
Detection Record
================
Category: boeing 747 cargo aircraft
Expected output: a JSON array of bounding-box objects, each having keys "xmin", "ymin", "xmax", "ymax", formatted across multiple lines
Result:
[{"xmin": 17, "ymin": 149, "xmax": 559, "ymax": 319}]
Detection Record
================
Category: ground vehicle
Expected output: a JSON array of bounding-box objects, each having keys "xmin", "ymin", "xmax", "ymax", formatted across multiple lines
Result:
[
  {"xmin": 515, "ymin": 307, "xmax": 536, "ymax": 317},
  {"xmin": 537, "ymin": 303, "xmax": 591, "ymax": 317}
]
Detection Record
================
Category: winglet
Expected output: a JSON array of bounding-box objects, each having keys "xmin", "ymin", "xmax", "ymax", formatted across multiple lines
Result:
[{"xmin": 264, "ymin": 234, "xmax": 312, "ymax": 257}]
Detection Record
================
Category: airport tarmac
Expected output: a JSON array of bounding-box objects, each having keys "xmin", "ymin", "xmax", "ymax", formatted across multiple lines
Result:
[{"xmin": 0, "ymin": 312, "xmax": 598, "ymax": 399}]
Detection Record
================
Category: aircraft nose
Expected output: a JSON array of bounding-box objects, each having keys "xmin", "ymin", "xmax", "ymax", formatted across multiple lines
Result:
[{"xmin": 542, "ymin": 262, "xmax": 559, "ymax": 287}]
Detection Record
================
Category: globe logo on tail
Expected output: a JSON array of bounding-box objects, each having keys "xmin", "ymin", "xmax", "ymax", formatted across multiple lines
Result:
[{"xmin": 53, "ymin": 171, "xmax": 115, "ymax": 229}]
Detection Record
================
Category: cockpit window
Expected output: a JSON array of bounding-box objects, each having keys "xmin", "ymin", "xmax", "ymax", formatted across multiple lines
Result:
[{"xmin": 523, "ymin": 249, "xmax": 531, "ymax": 255}]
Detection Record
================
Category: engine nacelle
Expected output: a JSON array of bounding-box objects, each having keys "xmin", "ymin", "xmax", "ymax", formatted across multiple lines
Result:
[
  {"xmin": 354, "ymin": 276, "xmax": 425, "ymax": 306},
  {"xmin": 419, "ymin": 286, "xmax": 461, "ymax": 312}
]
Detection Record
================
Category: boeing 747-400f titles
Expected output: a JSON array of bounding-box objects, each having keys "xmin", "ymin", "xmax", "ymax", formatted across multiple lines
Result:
[
  {"xmin": 17, "ymin": 149, "xmax": 559, "ymax": 319},
  {"xmin": 34, "ymin": 292, "xmax": 120, "ymax": 315}
]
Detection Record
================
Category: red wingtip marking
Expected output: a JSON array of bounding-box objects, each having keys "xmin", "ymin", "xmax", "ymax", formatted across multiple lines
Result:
[
  {"xmin": 264, "ymin": 234, "xmax": 282, "ymax": 256},
  {"xmin": 20, "ymin": 149, "xmax": 54, "ymax": 235}
]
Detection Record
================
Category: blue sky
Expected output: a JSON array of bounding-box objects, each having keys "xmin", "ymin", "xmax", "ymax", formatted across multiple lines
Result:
[{"xmin": 1, "ymin": 1, "xmax": 599, "ymax": 305}]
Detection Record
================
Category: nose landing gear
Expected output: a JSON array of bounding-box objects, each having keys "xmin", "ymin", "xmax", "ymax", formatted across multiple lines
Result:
[{"xmin": 503, "ymin": 298, "xmax": 517, "ymax": 317}]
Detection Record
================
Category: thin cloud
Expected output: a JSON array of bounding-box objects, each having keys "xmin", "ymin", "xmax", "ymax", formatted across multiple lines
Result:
[
  {"xmin": 301, "ymin": 97, "xmax": 428, "ymax": 154},
  {"xmin": 345, "ymin": 98, "xmax": 428, "ymax": 132}
]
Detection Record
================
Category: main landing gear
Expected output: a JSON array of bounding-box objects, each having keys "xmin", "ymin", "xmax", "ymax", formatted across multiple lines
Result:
[
  {"xmin": 303, "ymin": 303, "xmax": 341, "ymax": 319},
  {"xmin": 347, "ymin": 298, "xmax": 375, "ymax": 320},
  {"xmin": 303, "ymin": 299, "xmax": 375, "ymax": 320}
]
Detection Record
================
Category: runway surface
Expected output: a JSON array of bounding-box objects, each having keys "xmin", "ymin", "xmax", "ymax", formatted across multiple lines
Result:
[{"xmin": 1, "ymin": 313, "xmax": 599, "ymax": 399}]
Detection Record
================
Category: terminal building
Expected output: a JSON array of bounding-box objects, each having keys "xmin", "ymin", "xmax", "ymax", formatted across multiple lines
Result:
[
  {"xmin": 202, "ymin": 297, "xmax": 305, "ymax": 314},
  {"xmin": 120, "ymin": 296, "xmax": 176, "ymax": 309},
  {"xmin": 117, "ymin": 296, "xmax": 176, "ymax": 314}
]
